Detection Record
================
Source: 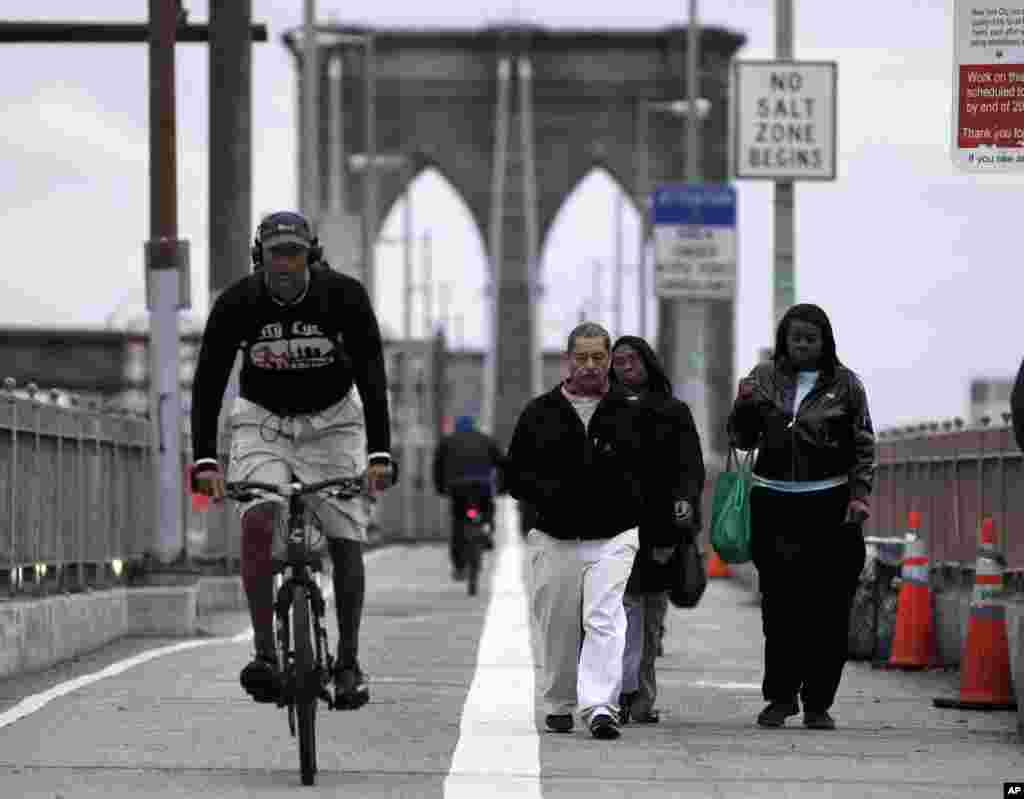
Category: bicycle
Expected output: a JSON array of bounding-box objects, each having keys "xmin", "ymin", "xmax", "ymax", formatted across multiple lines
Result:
[
  {"xmin": 225, "ymin": 475, "xmax": 366, "ymax": 787},
  {"xmin": 460, "ymin": 501, "xmax": 493, "ymax": 597}
]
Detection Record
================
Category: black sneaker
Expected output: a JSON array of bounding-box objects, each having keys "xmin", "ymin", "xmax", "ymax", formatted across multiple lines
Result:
[
  {"xmin": 803, "ymin": 710, "xmax": 836, "ymax": 730},
  {"xmin": 334, "ymin": 662, "xmax": 370, "ymax": 710},
  {"xmin": 589, "ymin": 713, "xmax": 621, "ymax": 740},
  {"xmin": 618, "ymin": 692, "xmax": 637, "ymax": 725},
  {"xmin": 240, "ymin": 652, "xmax": 281, "ymax": 704},
  {"xmin": 756, "ymin": 700, "xmax": 800, "ymax": 728},
  {"xmin": 631, "ymin": 709, "xmax": 660, "ymax": 725},
  {"xmin": 545, "ymin": 713, "xmax": 574, "ymax": 733}
]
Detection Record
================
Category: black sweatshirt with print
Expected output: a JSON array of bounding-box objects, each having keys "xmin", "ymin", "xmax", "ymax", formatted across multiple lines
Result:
[{"xmin": 190, "ymin": 268, "xmax": 391, "ymax": 463}]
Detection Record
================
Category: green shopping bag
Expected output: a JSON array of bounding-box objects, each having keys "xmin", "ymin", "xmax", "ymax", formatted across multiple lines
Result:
[{"xmin": 710, "ymin": 447, "xmax": 755, "ymax": 564}]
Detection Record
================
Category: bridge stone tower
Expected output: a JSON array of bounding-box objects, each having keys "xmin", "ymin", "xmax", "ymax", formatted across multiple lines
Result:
[{"xmin": 287, "ymin": 25, "xmax": 746, "ymax": 449}]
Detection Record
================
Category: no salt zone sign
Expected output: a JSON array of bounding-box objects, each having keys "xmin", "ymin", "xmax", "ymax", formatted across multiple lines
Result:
[{"xmin": 733, "ymin": 61, "xmax": 837, "ymax": 181}]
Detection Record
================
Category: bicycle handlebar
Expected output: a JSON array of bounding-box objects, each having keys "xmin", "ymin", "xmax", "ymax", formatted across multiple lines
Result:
[{"xmin": 225, "ymin": 476, "xmax": 366, "ymax": 502}]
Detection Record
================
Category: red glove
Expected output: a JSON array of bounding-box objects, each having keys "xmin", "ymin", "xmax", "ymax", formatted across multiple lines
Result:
[{"xmin": 845, "ymin": 498, "xmax": 870, "ymax": 524}]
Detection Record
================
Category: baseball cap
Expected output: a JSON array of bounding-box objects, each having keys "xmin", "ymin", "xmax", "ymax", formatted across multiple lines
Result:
[{"xmin": 259, "ymin": 211, "xmax": 312, "ymax": 250}]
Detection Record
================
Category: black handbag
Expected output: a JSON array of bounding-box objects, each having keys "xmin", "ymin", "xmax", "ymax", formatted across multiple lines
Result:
[{"xmin": 668, "ymin": 535, "xmax": 707, "ymax": 609}]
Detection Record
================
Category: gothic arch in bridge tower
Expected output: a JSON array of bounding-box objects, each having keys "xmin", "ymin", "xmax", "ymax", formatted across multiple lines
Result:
[{"xmin": 291, "ymin": 24, "xmax": 746, "ymax": 446}]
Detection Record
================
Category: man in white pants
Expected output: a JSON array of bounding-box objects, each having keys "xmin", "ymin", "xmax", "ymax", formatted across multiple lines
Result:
[{"xmin": 505, "ymin": 322, "xmax": 658, "ymax": 740}]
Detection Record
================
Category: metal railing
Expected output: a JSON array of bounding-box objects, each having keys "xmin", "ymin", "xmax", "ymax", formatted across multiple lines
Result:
[{"xmin": 0, "ymin": 379, "xmax": 153, "ymax": 596}]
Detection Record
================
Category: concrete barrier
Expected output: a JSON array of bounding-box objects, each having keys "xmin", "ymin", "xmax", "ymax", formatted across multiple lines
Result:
[{"xmin": 0, "ymin": 576, "xmax": 247, "ymax": 681}]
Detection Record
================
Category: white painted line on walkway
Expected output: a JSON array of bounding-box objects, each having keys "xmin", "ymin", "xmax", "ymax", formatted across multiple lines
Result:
[
  {"xmin": 692, "ymin": 680, "xmax": 762, "ymax": 691},
  {"xmin": 0, "ymin": 548, "xmax": 389, "ymax": 731},
  {"xmin": 443, "ymin": 499, "xmax": 541, "ymax": 798}
]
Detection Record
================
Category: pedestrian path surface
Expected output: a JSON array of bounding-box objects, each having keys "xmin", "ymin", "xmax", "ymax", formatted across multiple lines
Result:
[{"xmin": 0, "ymin": 498, "xmax": 1021, "ymax": 797}]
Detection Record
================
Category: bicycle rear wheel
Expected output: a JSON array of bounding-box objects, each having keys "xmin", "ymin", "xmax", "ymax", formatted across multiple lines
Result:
[
  {"xmin": 465, "ymin": 528, "xmax": 482, "ymax": 597},
  {"xmin": 292, "ymin": 585, "xmax": 317, "ymax": 786}
]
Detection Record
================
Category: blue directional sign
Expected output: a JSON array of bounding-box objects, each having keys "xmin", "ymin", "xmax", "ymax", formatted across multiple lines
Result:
[{"xmin": 651, "ymin": 184, "xmax": 737, "ymax": 299}]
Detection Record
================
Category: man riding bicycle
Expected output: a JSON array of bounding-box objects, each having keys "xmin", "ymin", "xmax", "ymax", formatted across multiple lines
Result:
[
  {"xmin": 432, "ymin": 416, "xmax": 504, "ymax": 581},
  {"xmin": 191, "ymin": 210, "xmax": 394, "ymax": 710}
]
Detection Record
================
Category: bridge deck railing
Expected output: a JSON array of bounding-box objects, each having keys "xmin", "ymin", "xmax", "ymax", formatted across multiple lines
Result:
[{"xmin": 0, "ymin": 380, "xmax": 449, "ymax": 598}]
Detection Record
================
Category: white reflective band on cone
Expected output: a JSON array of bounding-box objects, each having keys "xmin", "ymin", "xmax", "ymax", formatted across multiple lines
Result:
[{"xmin": 900, "ymin": 538, "xmax": 930, "ymax": 586}]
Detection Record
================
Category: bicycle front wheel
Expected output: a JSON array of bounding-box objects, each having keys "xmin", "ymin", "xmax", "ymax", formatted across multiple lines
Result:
[{"xmin": 292, "ymin": 585, "xmax": 317, "ymax": 786}]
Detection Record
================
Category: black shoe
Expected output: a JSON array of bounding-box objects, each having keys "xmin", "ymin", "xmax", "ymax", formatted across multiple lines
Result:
[
  {"xmin": 334, "ymin": 662, "xmax": 370, "ymax": 710},
  {"xmin": 631, "ymin": 709, "xmax": 660, "ymax": 724},
  {"xmin": 618, "ymin": 692, "xmax": 637, "ymax": 725},
  {"xmin": 803, "ymin": 710, "xmax": 836, "ymax": 730},
  {"xmin": 756, "ymin": 700, "xmax": 800, "ymax": 728},
  {"xmin": 545, "ymin": 713, "xmax": 574, "ymax": 733},
  {"xmin": 590, "ymin": 713, "xmax": 621, "ymax": 740},
  {"xmin": 240, "ymin": 651, "xmax": 281, "ymax": 704}
]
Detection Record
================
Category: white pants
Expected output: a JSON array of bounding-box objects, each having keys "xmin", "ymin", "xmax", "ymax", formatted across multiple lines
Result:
[{"xmin": 527, "ymin": 527, "xmax": 639, "ymax": 723}]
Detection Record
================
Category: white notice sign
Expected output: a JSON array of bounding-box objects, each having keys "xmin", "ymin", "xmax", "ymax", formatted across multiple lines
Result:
[
  {"xmin": 733, "ymin": 61, "xmax": 838, "ymax": 181},
  {"xmin": 952, "ymin": 1, "xmax": 1024, "ymax": 171}
]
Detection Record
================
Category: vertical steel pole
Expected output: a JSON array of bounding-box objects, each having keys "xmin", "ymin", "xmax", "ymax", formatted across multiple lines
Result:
[
  {"xmin": 636, "ymin": 102, "xmax": 649, "ymax": 340},
  {"xmin": 328, "ymin": 53, "xmax": 344, "ymax": 217},
  {"xmin": 147, "ymin": 0, "xmax": 184, "ymax": 565},
  {"xmin": 302, "ymin": 0, "xmax": 319, "ymax": 224},
  {"xmin": 364, "ymin": 32, "xmax": 378, "ymax": 306},
  {"xmin": 5, "ymin": 381, "xmax": 17, "ymax": 596},
  {"xmin": 209, "ymin": 0, "xmax": 252, "ymax": 299},
  {"xmin": 422, "ymin": 230, "xmax": 433, "ymax": 336},
  {"xmin": 519, "ymin": 55, "xmax": 542, "ymax": 398},
  {"xmin": 402, "ymin": 162, "xmax": 415, "ymax": 538},
  {"xmin": 483, "ymin": 56, "xmax": 510, "ymax": 435},
  {"xmin": 774, "ymin": 0, "xmax": 796, "ymax": 327},
  {"xmin": 614, "ymin": 190, "xmax": 624, "ymax": 338}
]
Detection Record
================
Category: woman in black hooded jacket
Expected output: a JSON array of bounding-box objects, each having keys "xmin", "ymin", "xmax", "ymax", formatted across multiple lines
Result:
[
  {"xmin": 610, "ymin": 335, "xmax": 705, "ymax": 724},
  {"xmin": 728, "ymin": 304, "xmax": 874, "ymax": 732}
]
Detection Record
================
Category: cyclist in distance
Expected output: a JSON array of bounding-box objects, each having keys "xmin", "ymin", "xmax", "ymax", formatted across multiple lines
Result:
[
  {"xmin": 432, "ymin": 415, "xmax": 505, "ymax": 580},
  {"xmin": 191, "ymin": 210, "xmax": 394, "ymax": 710}
]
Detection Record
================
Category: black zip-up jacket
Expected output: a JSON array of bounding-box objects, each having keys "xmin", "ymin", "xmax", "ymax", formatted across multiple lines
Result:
[
  {"xmin": 727, "ymin": 361, "xmax": 875, "ymax": 503},
  {"xmin": 626, "ymin": 392, "xmax": 706, "ymax": 594},
  {"xmin": 505, "ymin": 383, "xmax": 670, "ymax": 544}
]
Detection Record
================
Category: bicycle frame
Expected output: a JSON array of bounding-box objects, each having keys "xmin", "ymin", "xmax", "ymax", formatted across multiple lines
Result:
[
  {"xmin": 274, "ymin": 488, "xmax": 334, "ymax": 711},
  {"xmin": 225, "ymin": 476, "xmax": 364, "ymax": 786}
]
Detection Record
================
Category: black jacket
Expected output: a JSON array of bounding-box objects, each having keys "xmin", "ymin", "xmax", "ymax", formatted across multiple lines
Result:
[
  {"xmin": 506, "ymin": 383, "xmax": 669, "ymax": 544},
  {"xmin": 433, "ymin": 430, "xmax": 505, "ymax": 495},
  {"xmin": 626, "ymin": 392, "xmax": 706, "ymax": 594},
  {"xmin": 727, "ymin": 361, "xmax": 875, "ymax": 502}
]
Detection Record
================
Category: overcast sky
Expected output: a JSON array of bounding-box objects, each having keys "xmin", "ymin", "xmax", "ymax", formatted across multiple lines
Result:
[{"xmin": 0, "ymin": 1, "xmax": 1019, "ymax": 430}]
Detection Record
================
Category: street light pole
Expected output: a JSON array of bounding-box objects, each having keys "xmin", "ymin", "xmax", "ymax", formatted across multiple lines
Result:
[
  {"xmin": 774, "ymin": 0, "xmax": 795, "ymax": 328},
  {"xmin": 146, "ymin": 0, "xmax": 187, "ymax": 566},
  {"xmin": 364, "ymin": 31, "xmax": 377, "ymax": 307},
  {"xmin": 301, "ymin": 0, "xmax": 319, "ymax": 223},
  {"xmin": 658, "ymin": 2, "xmax": 709, "ymax": 449}
]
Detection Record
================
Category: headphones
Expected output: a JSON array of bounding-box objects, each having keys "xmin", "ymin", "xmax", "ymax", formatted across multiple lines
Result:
[{"xmin": 251, "ymin": 211, "xmax": 323, "ymax": 269}]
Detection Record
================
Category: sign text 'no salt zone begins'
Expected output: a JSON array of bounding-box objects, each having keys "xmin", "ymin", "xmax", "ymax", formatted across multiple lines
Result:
[{"xmin": 733, "ymin": 61, "xmax": 837, "ymax": 181}]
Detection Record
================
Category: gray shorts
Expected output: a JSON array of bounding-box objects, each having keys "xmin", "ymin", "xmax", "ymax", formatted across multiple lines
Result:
[{"xmin": 226, "ymin": 390, "xmax": 371, "ymax": 544}]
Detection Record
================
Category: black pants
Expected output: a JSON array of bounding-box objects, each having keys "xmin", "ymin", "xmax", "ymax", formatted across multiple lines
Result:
[
  {"xmin": 750, "ymin": 484, "xmax": 865, "ymax": 713},
  {"xmin": 449, "ymin": 486, "xmax": 495, "ymax": 571}
]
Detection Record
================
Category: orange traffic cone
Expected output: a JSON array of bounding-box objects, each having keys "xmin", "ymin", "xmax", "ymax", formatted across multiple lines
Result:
[
  {"xmin": 706, "ymin": 543, "xmax": 731, "ymax": 578},
  {"xmin": 885, "ymin": 511, "xmax": 937, "ymax": 669},
  {"xmin": 933, "ymin": 517, "xmax": 1018, "ymax": 711}
]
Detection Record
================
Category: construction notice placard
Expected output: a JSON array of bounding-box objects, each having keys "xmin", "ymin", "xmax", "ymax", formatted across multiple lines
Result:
[
  {"xmin": 954, "ymin": 1, "xmax": 1024, "ymax": 170},
  {"xmin": 733, "ymin": 61, "xmax": 837, "ymax": 181}
]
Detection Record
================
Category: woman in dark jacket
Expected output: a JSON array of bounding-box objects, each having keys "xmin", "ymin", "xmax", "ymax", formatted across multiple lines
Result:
[
  {"xmin": 728, "ymin": 304, "xmax": 874, "ymax": 731},
  {"xmin": 610, "ymin": 335, "xmax": 705, "ymax": 724}
]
